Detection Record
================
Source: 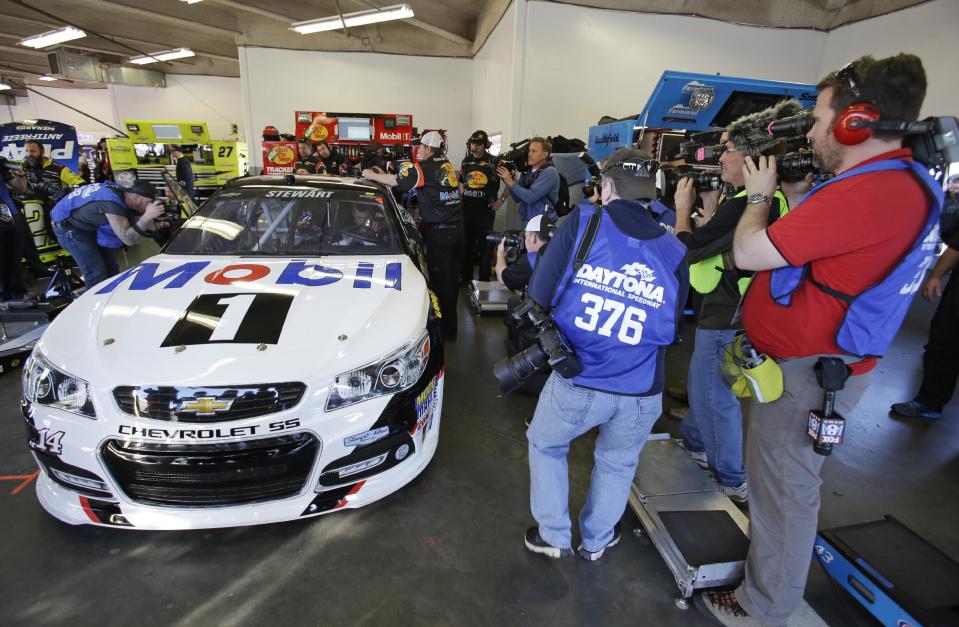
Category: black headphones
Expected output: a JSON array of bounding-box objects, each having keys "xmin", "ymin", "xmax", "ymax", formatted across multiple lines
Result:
[{"xmin": 468, "ymin": 130, "xmax": 492, "ymax": 149}]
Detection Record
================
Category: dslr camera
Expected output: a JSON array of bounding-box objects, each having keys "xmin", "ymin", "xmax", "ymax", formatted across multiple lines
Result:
[
  {"xmin": 486, "ymin": 230, "xmax": 524, "ymax": 263},
  {"xmin": 659, "ymin": 168, "xmax": 723, "ymax": 199},
  {"xmin": 493, "ymin": 298, "xmax": 582, "ymax": 393}
]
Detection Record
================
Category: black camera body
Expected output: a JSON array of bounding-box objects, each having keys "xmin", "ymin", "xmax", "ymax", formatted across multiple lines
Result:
[
  {"xmin": 778, "ymin": 152, "xmax": 820, "ymax": 183},
  {"xmin": 680, "ymin": 142, "xmax": 724, "ymax": 166},
  {"xmin": 493, "ymin": 299, "xmax": 582, "ymax": 393},
  {"xmin": 486, "ymin": 230, "xmax": 524, "ymax": 263}
]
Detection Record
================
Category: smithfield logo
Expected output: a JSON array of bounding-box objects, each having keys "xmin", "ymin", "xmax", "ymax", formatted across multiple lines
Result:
[
  {"xmin": 575, "ymin": 263, "xmax": 664, "ymax": 307},
  {"xmin": 594, "ymin": 132, "xmax": 620, "ymax": 145}
]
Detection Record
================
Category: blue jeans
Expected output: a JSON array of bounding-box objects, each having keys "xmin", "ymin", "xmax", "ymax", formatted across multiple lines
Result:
[
  {"xmin": 53, "ymin": 224, "xmax": 119, "ymax": 289},
  {"xmin": 680, "ymin": 327, "xmax": 746, "ymax": 487},
  {"xmin": 527, "ymin": 371, "xmax": 662, "ymax": 551}
]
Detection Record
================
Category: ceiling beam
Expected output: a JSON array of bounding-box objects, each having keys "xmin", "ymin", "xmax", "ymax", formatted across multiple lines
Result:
[
  {"xmin": 90, "ymin": 0, "xmax": 242, "ymax": 37},
  {"xmin": 406, "ymin": 18, "xmax": 472, "ymax": 45},
  {"xmin": 204, "ymin": 0, "xmax": 298, "ymax": 22},
  {"xmin": 0, "ymin": 43, "xmax": 45, "ymax": 56}
]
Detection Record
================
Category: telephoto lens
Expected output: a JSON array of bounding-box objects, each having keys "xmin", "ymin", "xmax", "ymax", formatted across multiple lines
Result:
[
  {"xmin": 768, "ymin": 112, "xmax": 814, "ymax": 138},
  {"xmin": 493, "ymin": 343, "xmax": 550, "ymax": 394},
  {"xmin": 692, "ymin": 172, "xmax": 723, "ymax": 193}
]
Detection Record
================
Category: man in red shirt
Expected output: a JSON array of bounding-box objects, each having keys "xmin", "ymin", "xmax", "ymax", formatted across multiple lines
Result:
[{"xmin": 697, "ymin": 54, "xmax": 934, "ymax": 626}]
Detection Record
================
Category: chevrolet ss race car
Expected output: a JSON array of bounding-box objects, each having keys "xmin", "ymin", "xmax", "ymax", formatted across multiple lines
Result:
[{"xmin": 21, "ymin": 176, "xmax": 444, "ymax": 529}]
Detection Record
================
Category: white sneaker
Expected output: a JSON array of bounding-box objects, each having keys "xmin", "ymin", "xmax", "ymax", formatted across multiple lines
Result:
[
  {"xmin": 721, "ymin": 481, "xmax": 749, "ymax": 503},
  {"xmin": 677, "ymin": 439, "xmax": 708, "ymax": 468},
  {"xmin": 695, "ymin": 590, "xmax": 762, "ymax": 626}
]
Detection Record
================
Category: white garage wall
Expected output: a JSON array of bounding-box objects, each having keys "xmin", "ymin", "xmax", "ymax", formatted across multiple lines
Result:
[
  {"xmin": 819, "ymin": 0, "xmax": 959, "ymax": 117},
  {"xmin": 5, "ymin": 86, "xmax": 116, "ymax": 135},
  {"xmin": 472, "ymin": 1, "xmax": 520, "ymax": 144},
  {"xmin": 239, "ymin": 46, "xmax": 473, "ymax": 170},
  {"xmin": 517, "ymin": 1, "xmax": 828, "ymax": 140},
  {"xmin": 1, "ymin": 76, "xmax": 245, "ymax": 142},
  {"xmin": 108, "ymin": 75, "xmax": 245, "ymax": 140}
]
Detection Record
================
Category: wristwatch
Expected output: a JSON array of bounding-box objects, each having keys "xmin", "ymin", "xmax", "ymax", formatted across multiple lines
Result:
[{"xmin": 746, "ymin": 193, "xmax": 770, "ymax": 205}]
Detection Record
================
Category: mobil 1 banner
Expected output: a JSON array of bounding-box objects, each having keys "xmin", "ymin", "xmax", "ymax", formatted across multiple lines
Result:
[{"xmin": 0, "ymin": 119, "xmax": 79, "ymax": 171}]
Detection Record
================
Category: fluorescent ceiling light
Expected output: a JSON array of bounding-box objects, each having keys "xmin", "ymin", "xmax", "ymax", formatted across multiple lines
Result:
[
  {"xmin": 291, "ymin": 4, "xmax": 414, "ymax": 34},
  {"xmin": 0, "ymin": 84, "xmax": 11, "ymax": 91},
  {"xmin": 129, "ymin": 48, "xmax": 196, "ymax": 65},
  {"xmin": 38, "ymin": 75, "xmax": 58, "ymax": 82},
  {"xmin": 19, "ymin": 26, "xmax": 86, "ymax": 49},
  {"xmin": 180, "ymin": 0, "xmax": 204, "ymax": 3}
]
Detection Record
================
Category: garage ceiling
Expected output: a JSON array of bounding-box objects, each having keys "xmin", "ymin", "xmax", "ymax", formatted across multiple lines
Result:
[{"xmin": 0, "ymin": 0, "xmax": 932, "ymax": 96}]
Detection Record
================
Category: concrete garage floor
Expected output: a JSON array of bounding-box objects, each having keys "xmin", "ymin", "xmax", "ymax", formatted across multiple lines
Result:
[{"xmin": 0, "ymin": 270, "xmax": 956, "ymax": 626}]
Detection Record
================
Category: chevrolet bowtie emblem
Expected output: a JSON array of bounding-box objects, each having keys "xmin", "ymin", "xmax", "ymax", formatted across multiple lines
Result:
[{"xmin": 178, "ymin": 397, "xmax": 234, "ymax": 415}]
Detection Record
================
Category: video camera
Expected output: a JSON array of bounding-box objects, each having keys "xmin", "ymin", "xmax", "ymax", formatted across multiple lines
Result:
[
  {"xmin": 769, "ymin": 112, "xmax": 959, "ymax": 178},
  {"xmin": 492, "ymin": 298, "xmax": 582, "ymax": 393},
  {"xmin": 486, "ymin": 231, "xmax": 525, "ymax": 263},
  {"xmin": 500, "ymin": 139, "xmax": 532, "ymax": 174},
  {"xmin": 659, "ymin": 167, "xmax": 723, "ymax": 199}
]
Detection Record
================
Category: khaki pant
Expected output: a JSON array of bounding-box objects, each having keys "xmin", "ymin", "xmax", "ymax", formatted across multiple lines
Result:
[{"xmin": 735, "ymin": 355, "xmax": 872, "ymax": 626}]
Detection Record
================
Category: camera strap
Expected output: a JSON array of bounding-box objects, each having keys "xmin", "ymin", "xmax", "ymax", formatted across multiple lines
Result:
[{"xmin": 549, "ymin": 206, "xmax": 602, "ymax": 307}]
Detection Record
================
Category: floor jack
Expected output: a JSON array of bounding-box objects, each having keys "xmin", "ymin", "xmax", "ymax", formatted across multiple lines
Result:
[{"xmin": 628, "ymin": 434, "xmax": 750, "ymax": 610}]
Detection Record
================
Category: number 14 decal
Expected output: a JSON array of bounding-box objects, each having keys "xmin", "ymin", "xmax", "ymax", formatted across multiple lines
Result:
[
  {"xmin": 575, "ymin": 294, "xmax": 646, "ymax": 345},
  {"xmin": 34, "ymin": 428, "xmax": 65, "ymax": 455}
]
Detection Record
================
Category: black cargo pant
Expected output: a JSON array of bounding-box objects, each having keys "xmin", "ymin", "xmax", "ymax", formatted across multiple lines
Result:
[
  {"xmin": 461, "ymin": 204, "xmax": 494, "ymax": 282},
  {"xmin": 423, "ymin": 223, "xmax": 464, "ymax": 339},
  {"xmin": 0, "ymin": 224, "xmax": 27, "ymax": 299},
  {"xmin": 915, "ymin": 270, "xmax": 958, "ymax": 412}
]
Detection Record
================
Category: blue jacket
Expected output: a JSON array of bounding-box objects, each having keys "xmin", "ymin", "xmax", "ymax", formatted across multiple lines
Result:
[{"xmin": 509, "ymin": 166, "xmax": 560, "ymax": 222}]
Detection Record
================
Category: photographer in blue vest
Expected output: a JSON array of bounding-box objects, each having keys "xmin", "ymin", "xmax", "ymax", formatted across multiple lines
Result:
[
  {"xmin": 522, "ymin": 147, "xmax": 688, "ymax": 560},
  {"xmin": 696, "ymin": 54, "xmax": 942, "ymax": 626},
  {"xmin": 51, "ymin": 180, "xmax": 166, "ymax": 289},
  {"xmin": 496, "ymin": 137, "xmax": 560, "ymax": 222}
]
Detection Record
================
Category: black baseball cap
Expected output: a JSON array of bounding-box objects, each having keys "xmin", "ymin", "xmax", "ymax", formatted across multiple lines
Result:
[
  {"xmin": 469, "ymin": 130, "xmax": 489, "ymax": 144},
  {"xmin": 119, "ymin": 180, "xmax": 157, "ymax": 199}
]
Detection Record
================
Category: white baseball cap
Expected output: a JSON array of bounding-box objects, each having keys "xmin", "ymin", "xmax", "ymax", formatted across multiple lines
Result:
[
  {"xmin": 412, "ymin": 130, "xmax": 443, "ymax": 149},
  {"xmin": 525, "ymin": 215, "xmax": 542, "ymax": 233}
]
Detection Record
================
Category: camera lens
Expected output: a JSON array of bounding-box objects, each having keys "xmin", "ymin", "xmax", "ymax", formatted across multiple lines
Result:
[{"xmin": 493, "ymin": 344, "xmax": 550, "ymax": 393}]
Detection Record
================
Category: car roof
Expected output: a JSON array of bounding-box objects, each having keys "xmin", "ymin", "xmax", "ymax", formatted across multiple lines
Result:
[{"xmin": 224, "ymin": 175, "xmax": 384, "ymax": 192}]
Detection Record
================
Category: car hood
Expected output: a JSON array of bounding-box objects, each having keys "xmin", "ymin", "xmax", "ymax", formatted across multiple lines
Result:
[{"xmin": 39, "ymin": 254, "xmax": 428, "ymax": 388}]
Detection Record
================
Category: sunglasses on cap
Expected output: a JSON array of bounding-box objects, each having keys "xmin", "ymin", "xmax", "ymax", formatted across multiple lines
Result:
[{"xmin": 836, "ymin": 62, "xmax": 862, "ymax": 100}]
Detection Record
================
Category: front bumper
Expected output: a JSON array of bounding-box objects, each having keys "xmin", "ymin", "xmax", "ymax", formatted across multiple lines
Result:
[{"xmin": 25, "ymin": 370, "xmax": 444, "ymax": 530}]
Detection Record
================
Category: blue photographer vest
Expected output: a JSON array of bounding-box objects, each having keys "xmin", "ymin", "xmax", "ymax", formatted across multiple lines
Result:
[
  {"xmin": 550, "ymin": 203, "xmax": 686, "ymax": 394},
  {"xmin": 527, "ymin": 250, "xmax": 538, "ymax": 271},
  {"xmin": 52, "ymin": 183, "xmax": 130, "ymax": 249},
  {"xmin": 769, "ymin": 159, "xmax": 943, "ymax": 358},
  {"xmin": 648, "ymin": 199, "xmax": 677, "ymax": 232}
]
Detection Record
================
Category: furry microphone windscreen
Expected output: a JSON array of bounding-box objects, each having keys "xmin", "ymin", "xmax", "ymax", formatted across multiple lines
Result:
[{"xmin": 726, "ymin": 99, "xmax": 804, "ymax": 155}]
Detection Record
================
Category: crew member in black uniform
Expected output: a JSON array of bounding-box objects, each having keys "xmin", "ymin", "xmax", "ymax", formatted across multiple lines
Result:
[
  {"xmin": 460, "ymin": 130, "xmax": 500, "ymax": 283},
  {"xmin": 363, "ymin": 130, "xmax": 464, "ymax": 340},
  {"xmin": 315, "ymin": 140, "xmax": 347, "ymax": 175},
  {"xmin": 294, "ymin": 138, "xmax": 321, "ymax": 175}
]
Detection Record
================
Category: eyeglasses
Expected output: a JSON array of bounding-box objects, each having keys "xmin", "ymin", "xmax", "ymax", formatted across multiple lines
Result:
[
  {"xmin": 720, "ymin": 144, "xmax": 739, "ymax": 155},
  {"xmin": 836, "ymin": 62, "xmax": 862, "ymax": 100}
]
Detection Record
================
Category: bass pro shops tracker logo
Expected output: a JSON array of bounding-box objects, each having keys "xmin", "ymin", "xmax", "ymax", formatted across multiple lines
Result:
[{"xmin": 573, "ymin": 262, "xmax": 665, "ymax": 308}]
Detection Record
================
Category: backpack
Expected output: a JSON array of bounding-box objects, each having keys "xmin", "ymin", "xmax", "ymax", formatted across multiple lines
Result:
[{"xmin": 555, "ymin": 173, "xmax": 570, "ymax": 217}]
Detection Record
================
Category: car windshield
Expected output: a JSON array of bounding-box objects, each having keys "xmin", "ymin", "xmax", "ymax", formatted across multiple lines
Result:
[{"xmin": 164, "ymin": 185, "xmax": 402, "ymax": 256}]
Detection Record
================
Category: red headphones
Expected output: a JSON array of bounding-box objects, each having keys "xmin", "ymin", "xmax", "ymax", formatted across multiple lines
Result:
[{"xmin": 832, "ymin": 63, "xmax": 881, "ymax": 145}]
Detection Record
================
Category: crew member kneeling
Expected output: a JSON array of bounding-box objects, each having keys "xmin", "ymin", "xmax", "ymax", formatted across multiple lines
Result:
[
  {"xmin": 698, "ymin": 54, "xmax": 942, "ymax": 626},
  {"xmin": 523, "ymin": 147, "xmax": 688, "ymax": 560},
  {"xmin": 51, "ymin": 181, "xmax": 166, "ymax": 288}
]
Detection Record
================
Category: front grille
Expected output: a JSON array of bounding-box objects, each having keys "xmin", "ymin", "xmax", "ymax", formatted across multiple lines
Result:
[
  {"xmin": 101, "ymin": 433, "xmax": 319, "ymax": 507},
  {"xmin": 112, "ymin": 382, "xmax": 306, "ymax": 423}
]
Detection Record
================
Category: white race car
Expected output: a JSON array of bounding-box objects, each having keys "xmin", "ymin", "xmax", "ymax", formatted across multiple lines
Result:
[{"xmin": 21, "ymin": 176, "xmax": 445, "ymax": 529}]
